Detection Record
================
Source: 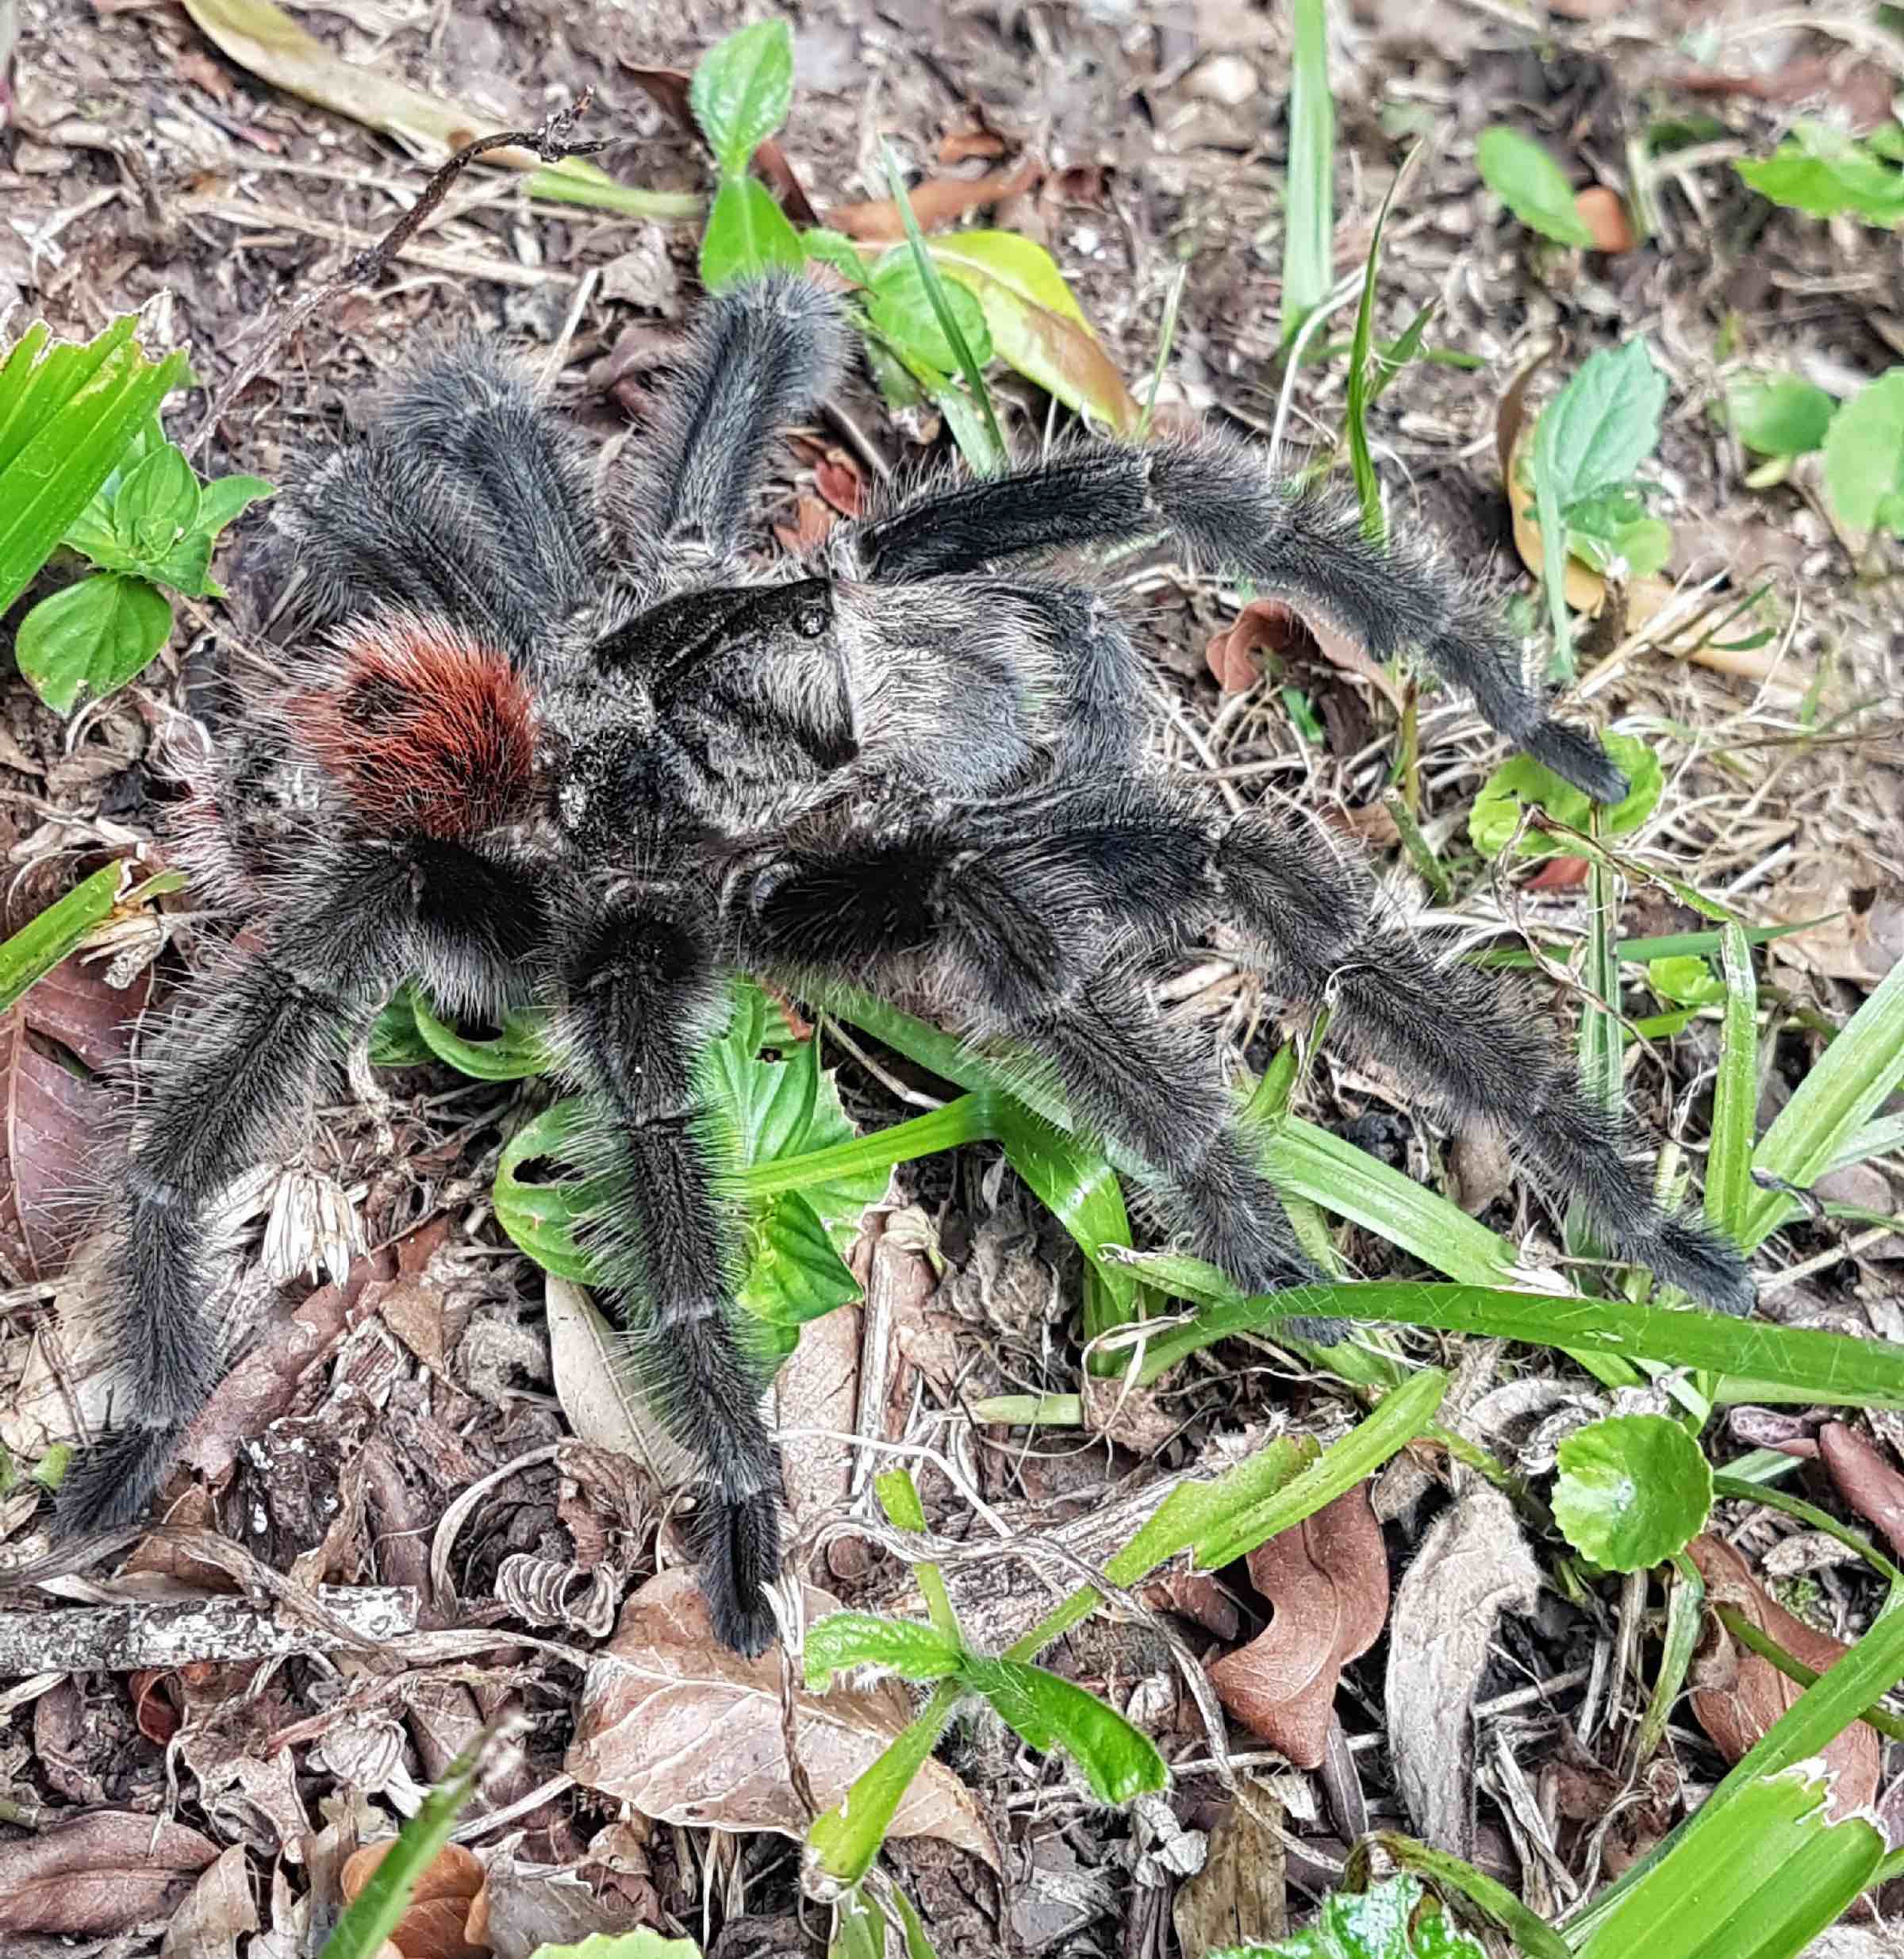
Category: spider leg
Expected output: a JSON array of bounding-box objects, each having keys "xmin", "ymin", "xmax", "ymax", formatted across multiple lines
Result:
[
  {"xmin": 56, "ymin": 841, "xmax": 545, "ymax": 1537},
  {"xmin": 287, "ymin": 344, "xmax": 600, "ymax": 668},
  {"xmin": 609, "ymin": 271, "xmax": 845, "ymax": 565},
  {"xmin": 850, "ymin": 440, "xmax": 1623, "ymax": 804},
  {"xmin": 727, "ymin": 828, "xmax": 1336, "ymax": 1336},
  {"xmin": 555, "ymin": 887, "xmax": 783, "ymax": 1656}
]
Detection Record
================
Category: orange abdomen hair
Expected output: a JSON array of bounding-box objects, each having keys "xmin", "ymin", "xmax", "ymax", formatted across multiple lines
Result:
[{"xmin": 297, "ymin": 616, "xmax": 538, "ymax": 840}]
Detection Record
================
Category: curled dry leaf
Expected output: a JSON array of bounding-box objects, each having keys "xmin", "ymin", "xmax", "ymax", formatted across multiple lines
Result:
[
  {"xmin": 814, "ymin": 455, "xmax": 863, "ymax": 517},
  {"xmin": 1207, "ymin": 1484, "xmax": 1390, "ymax": 1770},
  {"xmin": 0, "ymin": 1811, "xmax": 218, "ymax": 1936},
  {"xmin": 1384, "ymin": 1483, "xmax": 1540, "ymax": 1857},
  {"xmin": 340, "ymin": 1840, "xmax": 486, "ymax": 1959},
  {"xmin": 159, "ymin": 1842, "xmax": 258, "ymax": 1959},
  {"xmin": 1818, "ymin": 1423, "xmax": 1904, "ymax": 1558},
  {"xmin": 827, "ymin": 156, "xmax": 1042, "ymax": 241},
  {"xmin": 1574, "ymin": 186, "xmax": 1634, "ymax": 253},
  {"xmin": 1685, "ymin": 1532, "xmax": 1881, "ymax": 1819},
  {"xmin": 1204, "ymin": 597, "xmax": 1406, "ymax": 713},
  {"xmin": 565, "ymin": 1568, "xmax": 996, "ymax": 1866}
]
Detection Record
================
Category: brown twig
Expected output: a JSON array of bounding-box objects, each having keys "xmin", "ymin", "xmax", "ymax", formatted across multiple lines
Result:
[{"xmin": 187, "ymin": 90, "xmax": 604, "ymax": 459}]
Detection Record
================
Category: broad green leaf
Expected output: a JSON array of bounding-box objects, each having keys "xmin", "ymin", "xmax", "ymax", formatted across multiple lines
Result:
[
  {"xmin": 1212, "ymin": 1872, "xmax": 1487, "ymax": 1957},
  {"xmin": 1282, "ymin": 0, "xmax": 1335, "ymax": 337},
  {"xmin": 806, "ymin": 1681, "xmax": 963, "ymax": 1886},
  {"xmin": 1534, "ymin": 340, "xmax": 1669, "ymax": 508},
  {"xmin": 1747, "ymin": 955, "xmax": 1904, "ymax": 1248},
  {"xmin": 0, "ymin": 861, "xmax": 125, "ymax": 1014},
  {"xmin": 805, "ymin": 1611, "xmax": 964, "ymax": 1688},
  {"xmin": 1821, "ymin": 367, "xmax": 1904, "ymax": 536},
  {"xmin": 493, "ymin": 1098, "xmax": 613, "ymax": 1285},
  {"xmin": 1468, "ymin": 732, "xmax": 1663, "ymax": 859},
  {"xmin": 738, "ymin": 1192, "xmax": 864, "ymax": 1356},
  {"xmin": 194, "ymin": 471, "xmax": 275, "ymax": 539},
  {"xmin": 315, "ymin": 1732, "xmax": 488, "ymax": 1959},
  {"xmin": 0, "ymin": 317, "xmax": 190, "ymax": 617},
  {"xmin": 803, "ymin": 227, "xmax": 872, "ymax": 285},
  {"xmin": 410, "ymin": 993, "xmax": 552, "ymax": 1080},
  {"xmin": 1648, "ymin": 955, "xmax": 1724, "ymax": 1008},
  {"xmin": 688, "ymin": 19, "xmax": 794, "ymax": 175},
  {"xmin": 1737, "ymin": 121, "xmax": 1904, "ymax": 227},
  {"xmin": 876, "ymin": 1466, "xmax": 929, "ymax": 1534},
  {"xmin": 867, "ymin": 258, "xmax": 993, "ymax": 379},
  {"xmin": 114, "ymin": 444, "xmax": 202, "ymax": 560},
  {"xmin": 923, "ymin": 233, "xmax": 1139, "ymax": 432},
  {"xmin": 962, "ymin": 1657, "xmax": 1167, "ymax": 1804},
  {"xmin": 527, "ymin": 1937, "xmax": 702, "ymax": 1959},
  {"xmin": 15, "ymin": 573, "xmax": 174, "ymax": 713},
  {"xmin": 1364, "ymin": 1837, "xmax": 1568, "ymax": 1959},
  {"xmin": 1563, "ymin": 482, "xmax": 1672, "ymax": 580},
  {"xmin": 1476, "ymin": 126, "xmax": 1596, "ymax": 248},
  {"xmin": 1553, "ymin": 1414, "xmax": 1713, "ymax": 1571},
  {"xmin": 1573, "ymin": 1763, "xmax": 1884, "ymax": 1959},
  {"xmin": 1725, "ymin": 374, "xmax": 1836, "ymax": 457},
  {"xmin": 701, "ymin": 175, "xmax": 805, "ymax": 291},
  {"xmin": 369, "ymin": 985, "xmax": 439, "ymax": 1066}
]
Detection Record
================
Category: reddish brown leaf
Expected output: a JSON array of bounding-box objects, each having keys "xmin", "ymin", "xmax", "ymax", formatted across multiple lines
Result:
[
  {"xmin": 827, "ymin": 157, "xmax": 1043, "ymax": 242},
  {"xmin": 1686, "ymin": 1533, "xmax": 1881, "ymax": 1818},
  {"xmin": 1206, "ymin": 599, "xmax": 1306, "ymax": 693},
  {"xmin": 1207, "ymin": 1484, "xmax": 1389, "ymax": 1769},
  {"xmin": 1575, "ymin": 186, "xmax": 1634, "ymax": 253},
  {"xmin": 1818, "ymin": 1423, "xmax": 1904, "ymax": 1560},
  {"xmin": 0, "ymin": 1811, "xmax": 217, "ymax": 1934},
  {"xmin": 566, "ymin": 1569, "xmax": 996, "ymax": 1865},
  {"xmin": 129, "ymin": 1668, "xmax": 180, "ymax": 1745},
  {"xmin": 1526, "ymin": 855, "xmax": 1592, "ymax": 892},
  {"xmin": 939, "ymin": 129, "xmax": 1007, "ymax": 164},
  {"xmin": 344, "ymin": 1841, "xmax": 486, "ymax": 1959},
  {"xmin": 814, "ymin": 455, "xmax": 864, "ymax": 517}
]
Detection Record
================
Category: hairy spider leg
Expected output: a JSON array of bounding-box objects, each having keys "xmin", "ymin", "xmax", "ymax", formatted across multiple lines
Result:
[
  {"xmin": 611, "ymin": 270, "xmax": 846, "ymax": 563},
  {"xmin": 56, "ymin": 842, "xmax": 547, "ymax": 1538},
  {"xmin": 729, "ymin": 829, "xmax": 1338, "ymax": 1339},
  {"xmin": 555, "ymin": 889, "xmax": 784, "ymax": 1657},
  {"xmin": 286, "ymin": 343, "xmax": 600, "ymax": 669},
  {"xmin": 849, "ymin": 440, "xmax": 1626, "ymax": 805},
  {"xmin": 892, "ymin": 778, "xmax": 1752, "ymax": 1316}
]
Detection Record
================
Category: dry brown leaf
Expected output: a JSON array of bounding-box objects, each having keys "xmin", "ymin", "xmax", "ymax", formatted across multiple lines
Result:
[
  {"xmin": 814, "ymin": 455, "xmax": 864, "ymax": 517},
  {"xmin": 159, "ymin": 1841, "xmax": 258, "ymax": 1959},
  {"xmin": 772, "ymin": 495, "xmax": 835, "ymax": 556},
  {"xmin": 1171, "ymin": 1778, "xmax": 1288, "ymax": 1956},
  {"xmin": 1204, "ymin": 597, "xmax": 1407, "ymax": 713},
  {"xmin": 1574, "ymin": 186, "xmax": 1634, "ymax": 253},
  {"xmin": 342, "ymin": 1841, "xmax": 486, "ymax": 1959},
  {"xmin": 546, "ymin": 1273, "xmax": 699, "ymax": 1488},
  {"xmin": 939, "ymin": 127, "xmax": 1007, "ymax": 164},
  {"xmin": 777, "ymin": 1299, "xmax": 859, "ymax": 1526},
  {"xmin": 1686, "ymin": 1533, "xmax": 1881, "ymax": 1819},
  {"xmin": 0, "ymin": 1811, "xmax": 218, "ymax": 1936},
  {"xmin": 1763, "ymin": 865, "xmax": 1904, "ymax": 989},
  {"xmin": 1207, "ymin": 1484, "xmax": 1389, "ymax": 1769},
  {"xmin": 1384, "ymin": 1483, "xmax": 1539, "ymax": 1856},
  {"xmin": 565, "ymin": 1568, "xmax": 997, "ymax": 1865},
  {"xmin": 1818, "ymin": 1424, "xmax": 1904, "ymax": 1559},
  {"xmin": 828, "ymin": 157, "xmax": 1043, "ymax": 242}
]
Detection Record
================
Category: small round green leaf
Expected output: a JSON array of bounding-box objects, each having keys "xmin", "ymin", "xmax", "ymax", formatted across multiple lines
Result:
[
  {"xmin": 1476, "ymin": 126, "xmax": 1596, "ymax": 248},
  {"xmin": 14, "ymin": 572, "xmax": 174, "ymax": 713},
  {"xmin": 114, "ymin": 444, "xmax": 202, "ymax": 561},
  {"xmin": 1553, "ymin": 1413, "xmax": 1713, "ymax": 1572},
  {"xmin": 1822, "ymin": 369, "xmax": 1904, "ymax": 536},
  {"xmin": 1725, "ymin": 374, "xmax": 1836, "ymax": 458},
  {"xmin": 1468, "ymin": 732, "xmax": 1661, "ymax": 859}
]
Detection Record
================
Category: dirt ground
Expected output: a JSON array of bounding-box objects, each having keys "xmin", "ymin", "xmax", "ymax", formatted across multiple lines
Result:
[{"xmin": 2, "ymin": 0, "xmax": 1903, "ymax": 1954}]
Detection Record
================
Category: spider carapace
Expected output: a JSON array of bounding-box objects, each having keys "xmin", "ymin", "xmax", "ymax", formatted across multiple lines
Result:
[{"xmin": 55, "ymin": 273, "xmax": 1753, "ymax": 1654}]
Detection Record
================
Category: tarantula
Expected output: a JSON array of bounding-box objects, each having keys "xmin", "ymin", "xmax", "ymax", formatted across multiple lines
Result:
[{"xmin": 54, "ymin": 271, "xmax": 1752, "ymax": 1654}]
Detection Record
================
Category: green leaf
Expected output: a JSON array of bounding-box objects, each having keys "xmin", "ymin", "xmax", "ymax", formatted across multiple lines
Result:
[
  {"xmin": 1534, "ymin": 340, "xmax": 1669, "ymax": 508},
  {"xmin": 992, "ymin": 1100, "xmax": 1139, "ymax": 1333},
  {"xmin": 0, "ymin": 861, "xmax": 125, "ymax": 1015},
  {"xmin": 409, "ymin": 993, "xmax": 553, "ymax": 1080},
  {"xmin": 1563, "ymin": 482, "xmax": 1672, "ymax": 580},
  {"xmin": 962, "ymin": 1657, "xmax": 1167, "ymax": 1804},
  {"xmin": 1476, "ymin": 126, "xmax": 1596, "ymax": 248},
  {"xmin": 1468, "ymin": 732, "xmax": 1663, "ymax": 859},
  {"xmin": 805, "ymin": 1611, "xmax": 965, "ymax": 1688},
  {"xmin": 827, "ymin": 1887, "xmax": 886, "ymax": 1959},
  {"xmin": 194, "ymin": 471, "xmax": 275, "ymax": 540},
  {"xmin": 803, "ymin": 227, "xmax": 872, "ymax": 285},
  {"xmin": 114, "ymin": 443, "xmax": 202, "ymax": 561},
  {"xmin": 369, "ymin": 987, "xmax": 438, "ymax": 1066},
  {"xmin": 1282, "ymin": 0, "xmax": 1335, "ymax": 339},
  {"xmin": 494, "ymin": 1099, "xmax": 614, "ymax": 1285},
  {"xmin": 738, "ymin": 1192, "xmax": 863, "ymax": 1354},
  {"xmin": 868, "ymin": 257, "xmax": 993, "ymax": 383},
  {"xmin": 687, "ymin": 19, "xmax": 794, "ymax": 175},
  {"xmin": 1821, "ymin": 367, "xmax": 1904, "ymax": 536},
  {"xmin": 1573, "ymin": 1763, "xmax": 1884, "ymax": 1959},
  {"xmin": 1211, "ymin": 1872, "xmax": 1487, "ymax": 1957},
  {"xmin": 1363, "ymin": 1838, "xmax": 1568, "ymax": 1959},
  {"xmin": 1725, "ymin": 374, "xmax": 1836, "ymax": 458},
  {"xmin": 315, "ymin": 1730, "xmax": 489, "ymax": 1959},
  {"xmin": 806, "ymin": 1681, "xmax": 964, "ymax": 1886},
  {"xmin": 1704, "ymin": 924, "xmax": 1757, "ymax": 1248},
  {"xmin": 1647, "ymin": 954, "xmax": 1724, "ymax": 1008},
  {"xmin": 876, "ymin": 1467, "xmax": 929, "ymax": 1535},
  {"xmin": 701, "ymin": 175, "xmax": 806, "ymax": 291},
  {"xmin": 15, "ymin": 573, "xmax": 175, "ymax": 713},
  {"xmin": 1553, "ymin": 1414, "xmax": 1713, "ymax": 1571},
  {"xmin": 1747, "ymin": 955, "xmax": 1904, "ymax": 1249},
  {"xmin": 524, "ymin": 159, "xmax": 704, "ymax": 221},
  {"xmin": 922, "ymin": 232, "xmax": 1139, "ymax": 432},
  {"xmin": 0, "ymin": 317, "xmax": 190, "ymax": 617},
  {"xmin": 1737, "ymin": 121, "xmax": 1904, "ymax": 227},
  {"xmin": 526, "ymin": 1934, "xmax": 703, "ymax": 1959}
]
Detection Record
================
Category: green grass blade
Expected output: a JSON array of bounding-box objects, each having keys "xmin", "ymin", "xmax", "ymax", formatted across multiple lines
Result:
[
  {"xmin": 0, "ymin": 861, "xmax": 124, "ymax": 1014},
  {"xmin": 1705, "ymin": 923, "xmax": 1758, "ymax": 1246},
  {"xmin": 1636, "ymin": 1553, "xmax": 1705, "ymax": 1764},
  {"xmin": 1345, "ymin": 154, "xmax": 1417, "ymax": 541},
  {"xmin": 806, "ymin": 1679, "xmax": 965, "ymax": 1887},
  {"xmin": 880, "ymin": 143, "xmax": 1007, "ymax": 471},
  {"xmin": 1745, "ymin": 958, "xmax": 1904, "ymax": 1249},
  {"xmin": 1281, "ymin": 0, "xmax": 1334, "ymax": 344}
]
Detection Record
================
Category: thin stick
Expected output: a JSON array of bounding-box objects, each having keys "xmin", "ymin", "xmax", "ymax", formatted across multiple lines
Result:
[{"xmin": 188, "ymin": 91, "xmax": 604, "ymax": 457}]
